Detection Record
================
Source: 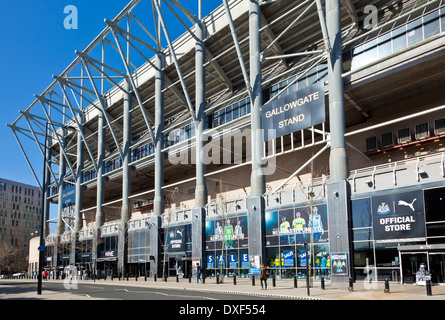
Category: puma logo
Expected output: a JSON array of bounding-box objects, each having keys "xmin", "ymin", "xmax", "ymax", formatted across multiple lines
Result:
[{"xmin": 398, "ymin": 198, "xmax": 417, "ymax": 211}]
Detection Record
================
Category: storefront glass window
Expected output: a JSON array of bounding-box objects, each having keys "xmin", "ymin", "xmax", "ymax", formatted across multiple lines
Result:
[
  {"xmin": 424, "ymin": 187, "xmax": 445, "ymax": 222},
  {"xmin": 265, "ymin": 205, "xmax": 329, "ymax": 280},
  {"xmin": 375, "ymin": 242, "xmax": 399, "ymax": 267},
  {"xmin": 353, "ymin": 241, "xmax": 374, "ymax": 267},
  {"xmin": 351, "ymin": 197, "xmax": 372, "ymax": 228}
]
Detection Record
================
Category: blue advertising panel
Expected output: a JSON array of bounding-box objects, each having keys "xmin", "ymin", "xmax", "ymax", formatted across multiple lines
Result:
[
  {"xmin": 207, "ymin": 255, "xmax": 214, "ymax": 269},
  {"xmin": 241, "ymin": 253, "xmax": 249, "ymax": 268},
  {"xmin": 265, "ymin": 204, "xmax": 328, "ymax": 245},
  {"xmin": 299, "ymin": 250, "xmax": 307, "ymax": 267},
  {"xmin": 283, "ymin": 250, "xmax": 295, "ymax": 267},
  {"xmin": 229, "ymin": 254, "xmax": 237, "ymax": 268},
  {"xmin": 262, "ymin": 82, "xmax": 325, "ymax": 141}
]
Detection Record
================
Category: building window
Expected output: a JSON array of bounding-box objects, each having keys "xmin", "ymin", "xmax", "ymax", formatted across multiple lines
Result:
[
  {"xmin": 415, "ymin": 122, "xmax": 429, "ymax": 140},
  {"xmin": 366, "ymin": 136, "xmax": 377, "ymax": 152},
  {"xmin": 397, "ymin": 128, "xmax": 411, "ymax": 144},
  {"xmin": 381, "ymin": 132, "xmax": 394, "ymax": 148},
  {"xmin": 434, "ymin": 118, "xmax": 445, "ymax": 135}
]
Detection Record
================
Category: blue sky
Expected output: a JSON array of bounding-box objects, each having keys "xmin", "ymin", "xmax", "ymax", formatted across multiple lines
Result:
[{"xmin": 0, "ymin": 0, "xmax": 220, "ymax": 188}]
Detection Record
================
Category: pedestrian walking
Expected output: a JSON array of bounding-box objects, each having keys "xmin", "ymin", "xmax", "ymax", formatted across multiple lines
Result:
[
  {"xmin": 43, "ymin": 270, "xmax": 48, "ymax": 281},
  {"xmin": 260, "ymin": 264, "xmax": 269, "ymax": 290},
  {"xmin": 196, "ymin": 263, "xmax": 202, "ymax": 284}
]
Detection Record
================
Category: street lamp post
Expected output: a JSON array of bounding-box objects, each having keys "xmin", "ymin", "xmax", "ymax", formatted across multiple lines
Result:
[{"xmin": 37, "ymin": 122, "xmax": 49, "ymax": 295}]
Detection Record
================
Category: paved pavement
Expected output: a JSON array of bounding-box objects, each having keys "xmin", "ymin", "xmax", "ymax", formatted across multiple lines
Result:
[{"xmin": 1, "ymin": 277, "xmax": 445, "ymax": 300}]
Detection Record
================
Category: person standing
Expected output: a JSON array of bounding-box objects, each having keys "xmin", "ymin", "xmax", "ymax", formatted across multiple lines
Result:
[
  {"xmin": 196, "ymin": 263, "xmax": 202, "ymax": 284},
  {"xmin": 43, "ymin": 270, "xmax": 48, "ymax": 281},
  {"xmin": 260, "ymin": 264, "xmax": 268, "ymax": 290}
]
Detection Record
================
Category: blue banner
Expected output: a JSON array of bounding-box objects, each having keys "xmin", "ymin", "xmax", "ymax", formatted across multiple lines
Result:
[
  {"xmin": 207, "ymin": 255, "xmax": 214, "ymax": 269},
  {"xmin": 283, "ymin": 250, "xmax": 295, "ymax": 267},
  {"xmin": 241, "ymin": 253, "xmax": 249, "ymax": 268},
  {"xmin": 229, "ymin": 254, "xmax": 237, "ymax": 268}
]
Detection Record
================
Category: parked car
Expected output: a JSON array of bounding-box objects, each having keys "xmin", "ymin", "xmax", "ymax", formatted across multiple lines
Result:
[
  {"xmin": 12, "ymin": 271, "xmax": 26, "ymax": 278},
  {"xmin": 0, "ymin": 274, "xmax": 9, "ymax": 279}
]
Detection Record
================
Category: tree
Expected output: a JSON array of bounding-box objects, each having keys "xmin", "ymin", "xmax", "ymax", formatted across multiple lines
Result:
[{"xmin": 0, "ymin": 243, "xmax": 19, "ymax": 273}]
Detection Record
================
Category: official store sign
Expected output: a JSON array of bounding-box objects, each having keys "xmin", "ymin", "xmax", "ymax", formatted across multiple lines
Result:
[
  {"xmin": 262, "ymin": 82, "xmax": 325, "ymax": 141},
  {"xmin": 372, "ymin": 190, "xmax": 426, "ymax": 241}
]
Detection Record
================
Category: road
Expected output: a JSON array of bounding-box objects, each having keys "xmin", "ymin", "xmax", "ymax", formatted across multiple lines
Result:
[{"xmin": 0, "ymin": 280, "xmax": 282, "ymax": 300}]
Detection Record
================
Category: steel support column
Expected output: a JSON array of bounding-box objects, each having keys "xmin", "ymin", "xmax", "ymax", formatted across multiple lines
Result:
[
  {"xmin": 56, "ymin": 128, "xmax": 67, "ymax": 236},
  {"xmin": 327, "ymin": 0, "xmax": 348, "ymax": 180},
  {"xmin": 192, "ymin": 18, "xmax": 207, "ymax": 273},
  {"xmin": 74, "ymin": 117, "xmax": 84, "ymax": 233},
  {"xmin": 43, "ymin": 129, "xmax": 52, "ymax": 238},
  {"xmin": 326, "ymin": 0, "xmax": 353, "ymax": 283},
  {"xmin": 96, "ymin": 112, "xmax": 106, "ymax": 229},
  {"xmin": 248, "ymin": 0, "xmax": 266, "ymax": 272},
  {"xmin": 119, "ymin": 78, "xmax": 132, "ymax": 276},
  {"xmin": 151, "ymin": 52, "xmax": 165, "ymax": 279}
]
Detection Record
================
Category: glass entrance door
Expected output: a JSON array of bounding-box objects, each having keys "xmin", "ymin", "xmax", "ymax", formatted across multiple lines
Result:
[
  {"xmin": 429, "ymin": 253, "xmax": 445, "ymax": 283},
  {"xmin": 401, "ymin": 252, "xmax": 427, "ymax": 284}
]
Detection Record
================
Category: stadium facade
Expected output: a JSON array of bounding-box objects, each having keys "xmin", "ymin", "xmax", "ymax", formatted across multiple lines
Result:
[{"xmin": 9, "ymin": 0, "xmax": 445, "ymax": 284}]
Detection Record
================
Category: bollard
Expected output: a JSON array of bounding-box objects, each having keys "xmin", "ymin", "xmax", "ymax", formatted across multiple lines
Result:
[
  {"xmin": 202, "ymin": 273, "xmax": 206, "ymax": 284},
  {"xmin": 272, "ymin": 275, "xmax": 276, "ymax": 287},
  {"xmin": 145, "ymin": 272, "xmax": 147, "ymax": 282},
  {"xmin": 321, "ymin": 277, "xmax": 325, "ymax": 290},
  {"xmin": 127, "ymin": 274, "xmax": 129, "ymax": 281},
  {"xmin": 154, "ymin": 274, "xmax": 157, "ymax": 282},
  {"xmin": 189, "ymin": 274, "xmax": 192, "ymax": 283},
  {"xmin": 384, "ymin": 278, "xmax": 390, "ymax": 293},
  {"xmin": 252, "ymin": 275, "xmax": 255, "ymax": 286},
  {"xmin": 233, "ymin": 275, "xmax": 237, "ymax": 285},
  {"xmin": 216, "ymin": 274, "xmax": 219, "ymax": 284},
  {"xmin": 176, "ymin": 275, "xmax": 179, "ymax": 283},
  {"xmin": 426, "ymin": 280, "xmax": 432, "ymax": 296},
  {"xmin": 294, "ymin": 276, "xmax": 298, "ymax": 288},
  {"xmin": 348, "ymin": 277, "xmax": 354, "ymax": 291},
  {"xmin": 135, "ymin": 274, "xmax": 138, "ymax": 281}
]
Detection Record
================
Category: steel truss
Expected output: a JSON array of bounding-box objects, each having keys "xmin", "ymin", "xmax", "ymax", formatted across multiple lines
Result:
[{"xmin": 8, "ymin": 0, "xmax": 441, "ymax": 260}]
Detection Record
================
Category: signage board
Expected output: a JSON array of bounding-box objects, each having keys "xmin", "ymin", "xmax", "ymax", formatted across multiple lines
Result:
[
  {"xmin": 372, "ymin": 190, "xmax": 426, "ymax": 241},
  {"xmin": 249, "ymin": 255, "xmax": 260, "ymax": 275},
  {"xmin": 166, "ymin": 226, "xmax": 186, "ymax": 253},
  {"xmin": 262, "ymin": 82, "xmax": 325, "ymax": 141},
  {"xmin": 61, "ymin": 185, "xmax": 76, "ymax": 208},
  {"xmin": 331, "ymin": 252, "xmax": 348, "ymax": 276}
]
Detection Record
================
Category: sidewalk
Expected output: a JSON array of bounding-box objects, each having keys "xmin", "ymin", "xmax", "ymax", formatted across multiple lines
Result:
[{"xmin": 3, "ymin": 277, "xmax": 445, "ymax": 300}]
